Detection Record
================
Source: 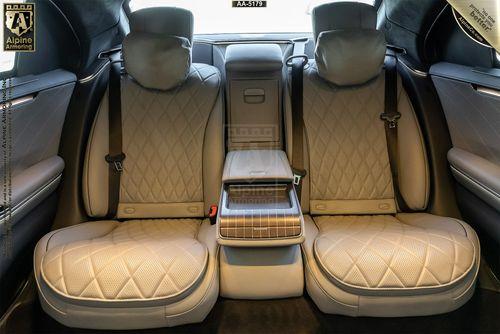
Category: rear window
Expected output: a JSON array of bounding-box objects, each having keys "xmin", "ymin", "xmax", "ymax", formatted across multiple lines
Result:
[
  {"xmin": 0, "ymin": 0, "xmax": 18, "ymax": 73},
  {"xmin": 129, "ymin": 0, "xmax": 376, "ymax": 34}
]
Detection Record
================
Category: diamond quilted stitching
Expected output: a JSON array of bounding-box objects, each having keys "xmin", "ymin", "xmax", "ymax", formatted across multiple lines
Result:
[
  {"xmin": 303, "ymin": 65, "xmax": 393, "ymax": 201},
  {"xmin": 314, "ymin": 215, "xmax": 475, "ymax": 290},
  {"xmin": 119, "ymin": 64, "xmax": 220, "ymax": 204},
  {"xmin": 41, "ymin": 219, "xmax": 208, "ymax": 301}
]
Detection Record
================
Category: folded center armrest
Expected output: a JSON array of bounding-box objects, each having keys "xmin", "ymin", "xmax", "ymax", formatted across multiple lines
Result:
[
  {"xmin": 222, "ymin": 150, "xmax": 293, "ymax": 183},
  {"xmin": 217, "ymin": 149, "xmax": 304, "ymax": 247}
]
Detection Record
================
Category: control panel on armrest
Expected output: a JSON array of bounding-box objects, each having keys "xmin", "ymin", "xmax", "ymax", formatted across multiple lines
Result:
[{"xmin": 217, "ymin": 150, "xmax": 304, "ymax": 247}]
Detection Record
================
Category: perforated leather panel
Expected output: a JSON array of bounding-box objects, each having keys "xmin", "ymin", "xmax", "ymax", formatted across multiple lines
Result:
[
  {"xmin": 302, "ymin": 64, "xmax": 394, "ymax": 202},
  {"xmin": 41, "ymin": 219, "xmax": 207, "ymax": 302},
  {"xmin": 313, "ymin": 215, "xmax": 476, "ymax": 292},
  {"xmin": 83, "ymin": 63, "xmax": 221, "ymax": 218},
  {"xmin": 120, "ymin": 64, "xmax": 220, "ymax": 204}
]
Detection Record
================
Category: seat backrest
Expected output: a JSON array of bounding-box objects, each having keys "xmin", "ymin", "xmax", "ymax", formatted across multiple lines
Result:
[
  {"xmin": 83, "ymin": 7, "xmax": 224, "ymax": 219},
  {"xmin": 288, "ymin": 2, "xmax": 429, "ymax": 215}
]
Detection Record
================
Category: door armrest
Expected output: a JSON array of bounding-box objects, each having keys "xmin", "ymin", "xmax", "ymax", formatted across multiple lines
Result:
[{"xmin": 448, "ymin": 147, "xmax": 500, "ymax": 211}]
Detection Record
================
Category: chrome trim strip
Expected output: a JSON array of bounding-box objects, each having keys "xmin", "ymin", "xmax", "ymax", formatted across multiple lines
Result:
[
  {"xmin": 399, "ymin": 59, "xmax": 428, "ymax": 78},
  {"xmin": 476, "ymin": 86, "xmax": 500, "ymax": 98},
  {"xmin": 0, "ymin": 94, "xmax": 35, "ymax": 108},
  {"xmin": 98, "ymin": 47, "xmax": 122, "ymax": 60},
  {"xmin": 79, "ymin": 61, "xmax": 111, "ymax": 84},
  {"xmin": 0, "ymin": 174, "xmax": 62, "ymax": 226}
]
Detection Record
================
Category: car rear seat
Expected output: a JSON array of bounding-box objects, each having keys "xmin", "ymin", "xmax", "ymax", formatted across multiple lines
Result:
[
  {"xmin": 33, "ymin": 8, "xmax": 224, "ymax": 330},
  {"xmin": 292, "ymin": 2, "xmax": 480, "ymax": 317}
]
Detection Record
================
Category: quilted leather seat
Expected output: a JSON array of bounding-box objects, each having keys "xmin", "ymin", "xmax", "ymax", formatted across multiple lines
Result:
[
  {"xmin": 34, "ymin": 8, "xmax": 224, "ymax": 330},
  {"xmin": 291, "ymin": 2, "xmax": 480, "ymax": 317}
]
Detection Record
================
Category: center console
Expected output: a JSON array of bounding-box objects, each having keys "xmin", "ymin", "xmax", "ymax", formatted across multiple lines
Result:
[
  {"xmin": 218, "ymin": 150, "xmax": 304, "ymax": 246},
  {"xmin": 217, "ymin": 43, "xmax": 304, "ymax": 300},
  {"xmin": 217, "ymin": 150, "xmax": 305, "ymax": 299}
]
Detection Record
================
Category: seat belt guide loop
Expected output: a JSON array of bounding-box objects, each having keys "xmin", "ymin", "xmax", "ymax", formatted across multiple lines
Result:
[
  {"xmin": 380, "ymin": 112, "xmax": 401, "ymax": 129},
  {"xmin": 105, "ymin": 153, "xmax": 126, "ymax": 172}
]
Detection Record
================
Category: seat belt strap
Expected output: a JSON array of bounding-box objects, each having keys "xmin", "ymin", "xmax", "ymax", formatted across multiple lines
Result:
[
  {"xmin": 286, "ymin": 38, "xmax": 308, "ymax": 200},
  {"xmin": 106, "ymin": 53, "xmax": 125, "ymax": 218},
  {"xmin": 381, "ymin": 55, "xmax": 410, "ymax": 212}
]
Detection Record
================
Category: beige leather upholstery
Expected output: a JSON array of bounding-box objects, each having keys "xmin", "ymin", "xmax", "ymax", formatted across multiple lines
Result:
[
  {"xmin": 222, "ymin": 150, "xmax": 293, "ymax": 183},
  {"xmin": 41, "ymin": 219, "xmax": 207, "ymax": 301},
  {"xmin": 302, "ymin": 215, "xmax": 479, "ymax": 317},
  {"xmin": 301, "ymin": 64, "xmax": 429, "ymax": 214},
  {"xmin": 35, "ymin": 7, "xmax": 223, "ymax": 329},
  {"xmin": 35, "ymin": 220, "xmax": 219, "ymax": 329},
  {"xmin": 83, "ymin": 64, "xmax": 222, "ymax": 219},
  {"xmin": 292, "ymin": 1, "xmax": 480, "ymax": 317},
  {"xmin": 220, "ymin": 245, "xmax": 303, "ymax": 299},
  {"xmin": 314, "ymin": 215, "xmax": 476, "ymax": 293}
]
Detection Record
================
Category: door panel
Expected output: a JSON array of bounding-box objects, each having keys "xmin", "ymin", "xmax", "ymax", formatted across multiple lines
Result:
[
  {"xmin": 431, "ymin": 63, "xmax": 500, "ymax": 164},
  {"xmin": 0, "ymin": 69, "xmax": 75, "ymax": 312},
  {"xmin": 431, "ymin": 62, "xmax": 500, "ymax": 248},
  {"xmin": 1, "ymin": 69, "xmax": 75, "ymax": 221},
  {"xmin": 11, "ymin": 71, "xmax": 75, "ymax": 174}
]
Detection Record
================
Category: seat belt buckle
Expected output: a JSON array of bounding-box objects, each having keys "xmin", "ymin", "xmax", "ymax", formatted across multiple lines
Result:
[
  {"xmin": 208, "ymin": 205, "xmax": 218, "ymax": 225},
  {"xmin": 292, "ymin": 168, "xmax": 307, "ymax": 186},
  {"xmin": 105, "ymin": 153, "xmax": 126, "ymax": 172},
  {"xmin": 380, "ymin": 113, "xmax": 401, "ymax": 129}
]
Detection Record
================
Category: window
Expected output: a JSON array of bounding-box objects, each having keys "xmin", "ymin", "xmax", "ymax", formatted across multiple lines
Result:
[
  {"xmin": 129, "ymin": 0, "xmax": 375, "ymax": 34},
  {"xmin": 0, "ymin": 52, "xmax": 15, "ymax": 73},
  {"xmin": 0, "ymin": 0, "xmax": 19, "ymax": 73}
]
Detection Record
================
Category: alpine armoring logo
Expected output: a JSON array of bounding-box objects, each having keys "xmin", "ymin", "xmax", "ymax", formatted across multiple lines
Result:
[{"xmin": 3, "ymin": 3, "xmax": 35, "ymax": 52}]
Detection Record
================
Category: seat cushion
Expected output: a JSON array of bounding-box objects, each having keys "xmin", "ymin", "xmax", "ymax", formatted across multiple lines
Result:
[
  {"xmin": 40, "ymin": 219, "xmax": 208, "ymax": 303},
  {"xmin": 313, "ymin": 214, "xmax": 477, "ymax": 294}
]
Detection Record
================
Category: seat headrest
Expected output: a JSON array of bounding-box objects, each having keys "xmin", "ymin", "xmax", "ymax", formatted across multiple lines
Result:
[
  {"xmin": 312, "ymin": 2, "xmax": 386, "ymax": 87},
  {"xmin": 129, "ymin": 7, "xmax": 194, "ymax": 43},
  {"xmin": 122, "ymin": 7, "xmax": 194, "ymax": 91},
  {"xmin": 315, "ymin": 29, "xmax": 386, "ymax": 86},
  {"xmin": 312, "ymin": 2, "xmax": 377, "ymax": 42}
]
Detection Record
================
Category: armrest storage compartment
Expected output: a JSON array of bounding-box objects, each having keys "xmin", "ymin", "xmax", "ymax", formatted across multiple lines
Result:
[
  {"xmin": 217, "ymin": 150, "xmax": 304, "ymax": 246},
  {"xmin": 219, "ymin": 184, "xmax": 302, "ymax": 240}
]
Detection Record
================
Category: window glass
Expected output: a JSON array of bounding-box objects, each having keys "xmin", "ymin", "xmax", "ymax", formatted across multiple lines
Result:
[
  {"xmin": 0, "ymin": 0, "xmax": 19, "ymax": 73},
  {"xmin": 129, "ymin": 0, "xmax": 375, "ymax": 34}
]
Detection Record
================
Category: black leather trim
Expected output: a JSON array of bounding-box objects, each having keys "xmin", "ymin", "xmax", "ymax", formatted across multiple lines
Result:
[
  {"xmin": 397, "ymin": 53, "xmax": 461, "ymax": 218},
  {"xmin": 52, "ymin": 59, "xmax": 111, "ymax": 229}
]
